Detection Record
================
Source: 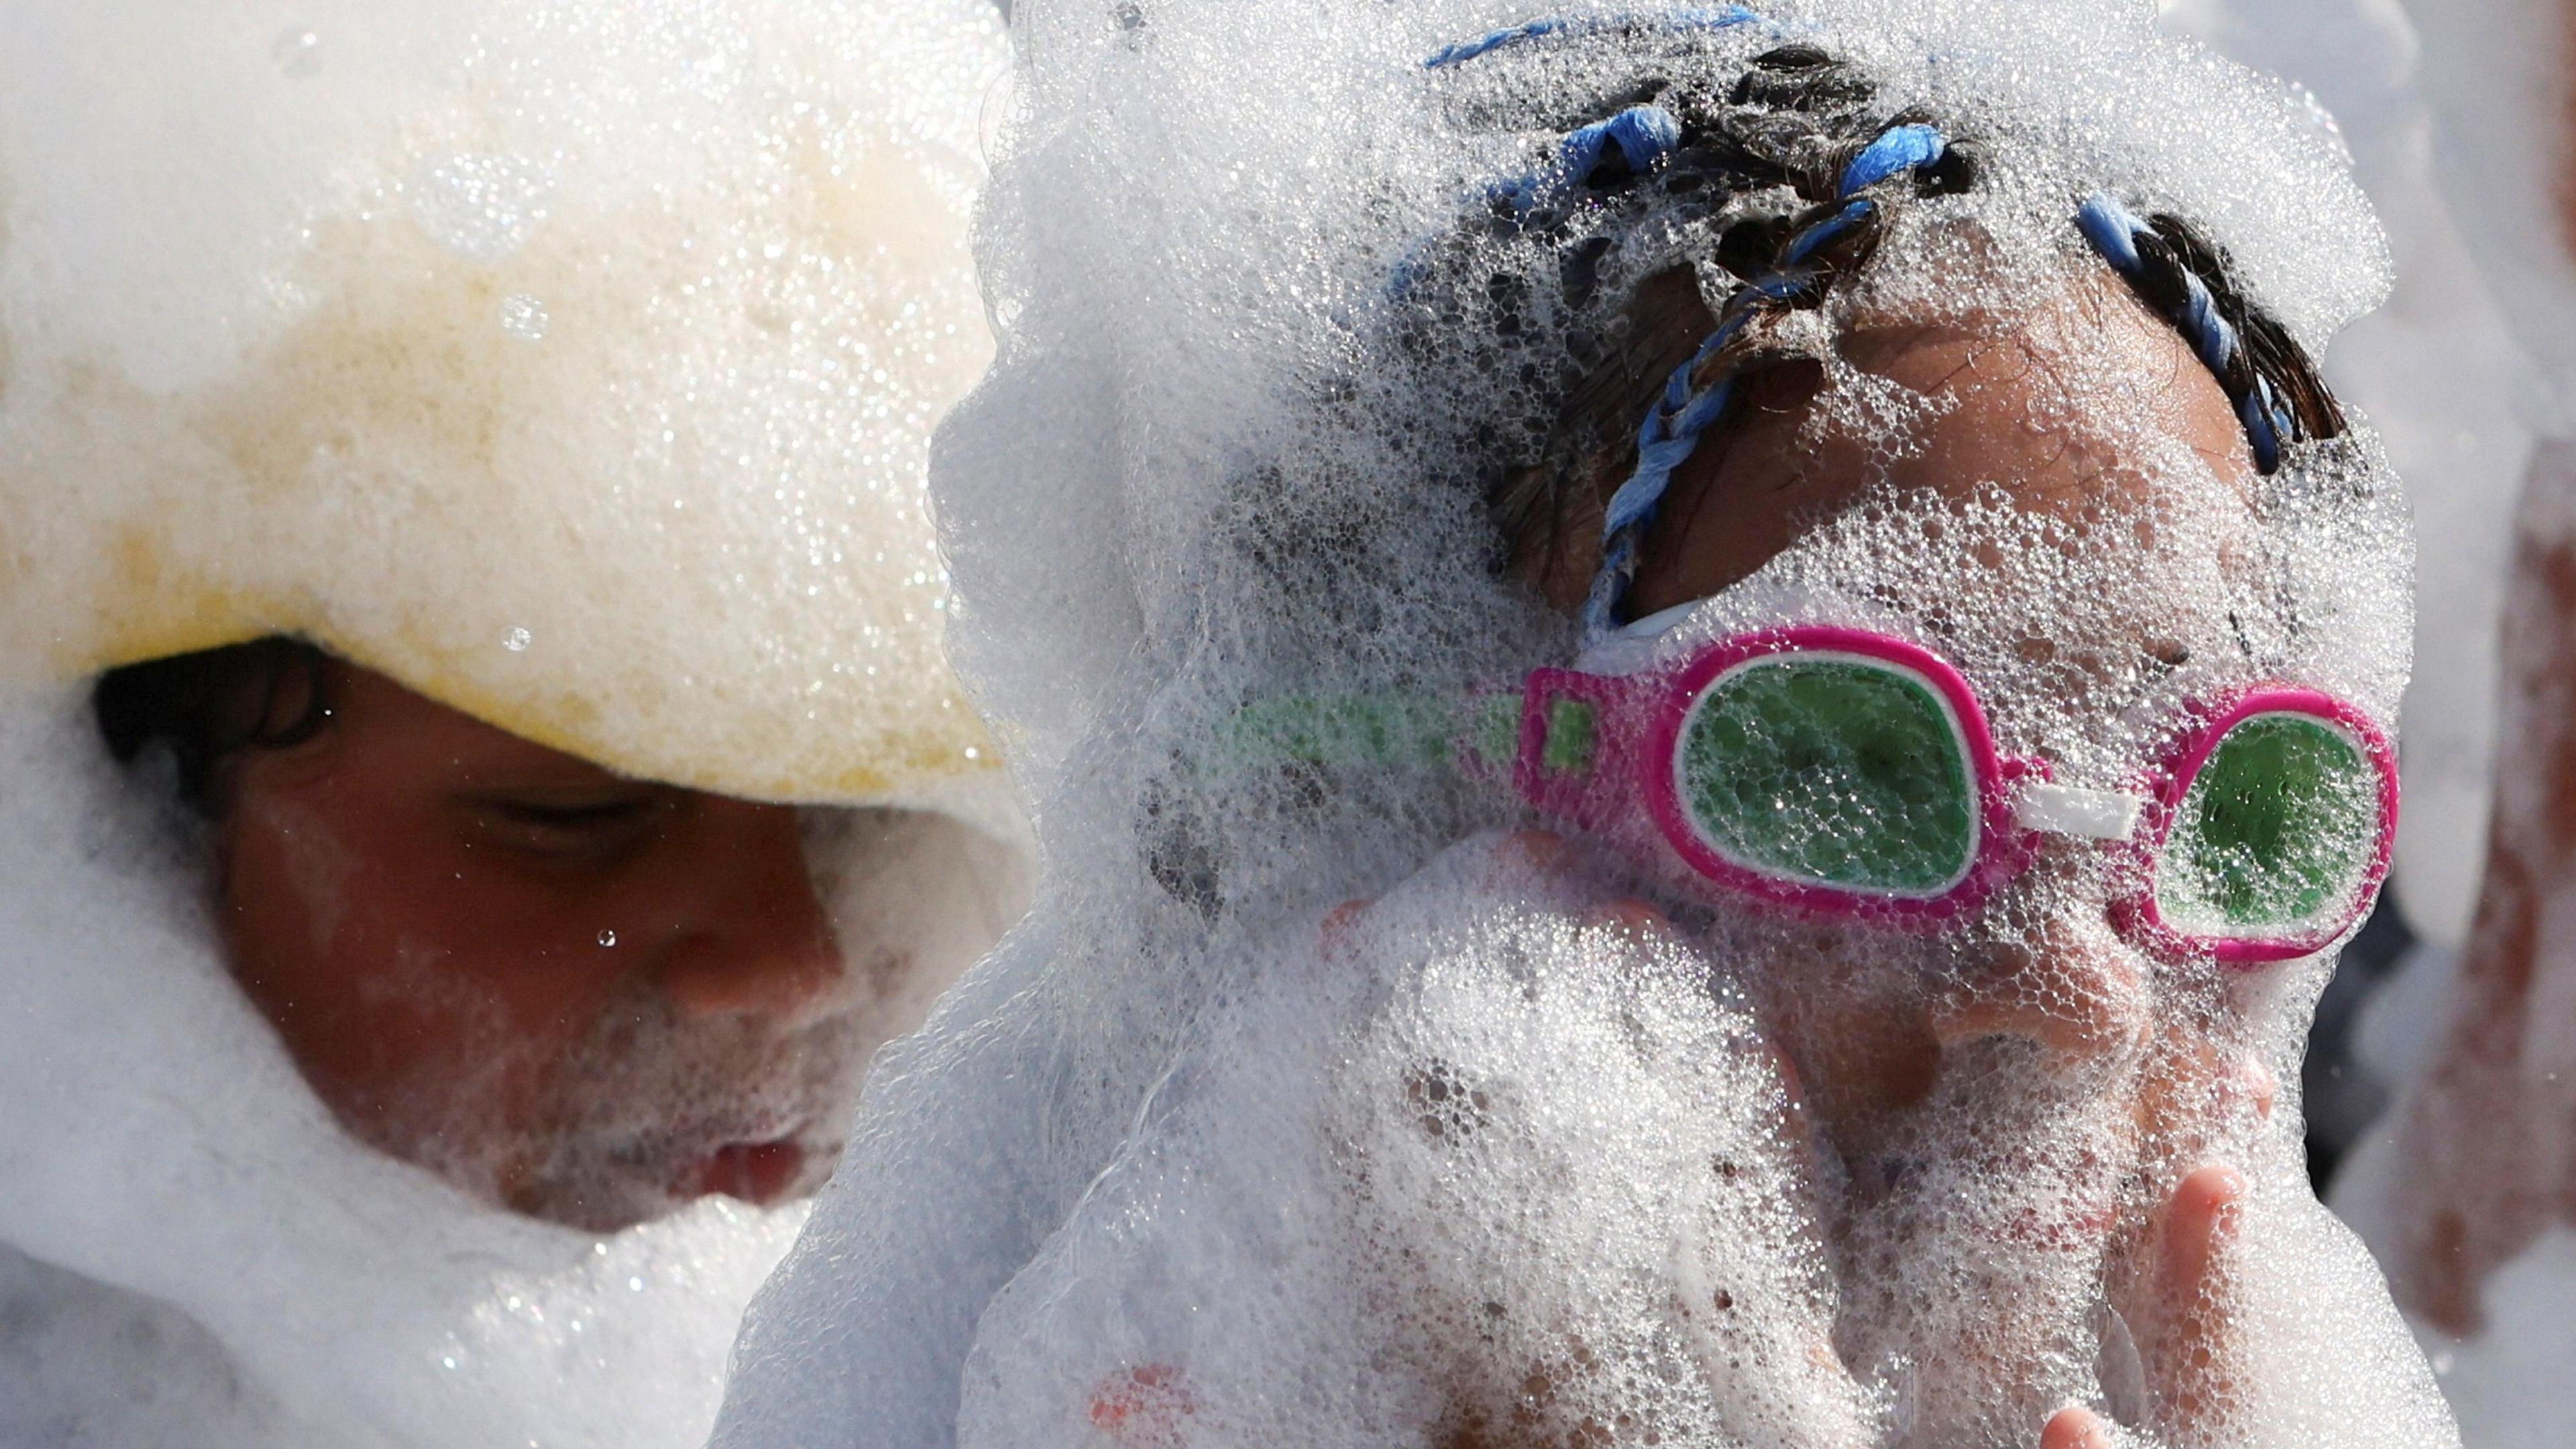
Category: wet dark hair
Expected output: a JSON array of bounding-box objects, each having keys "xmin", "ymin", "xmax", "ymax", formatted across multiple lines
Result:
[
  {"xmin": 1416, "ymin": 36, "xmax": 2347, "ymax": 590},
  {"xmin": 93, "ymin": 637, "xmax": 335, "ymax": 816}
]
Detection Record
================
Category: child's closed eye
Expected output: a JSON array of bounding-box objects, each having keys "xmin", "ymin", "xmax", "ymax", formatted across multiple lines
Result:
[{"xmin": 461, "ymin": 788, "xmax": 674, "ymax": 858}]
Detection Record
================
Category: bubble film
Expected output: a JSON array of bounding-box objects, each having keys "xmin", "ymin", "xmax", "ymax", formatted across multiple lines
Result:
[
  {"xmin": 718, "ymin": 2, "xmax": 2453, "ymax": 1446},
  {"xmin": 2173, "ymin": 2, "xmax": 2576, "ymax": 1441}
]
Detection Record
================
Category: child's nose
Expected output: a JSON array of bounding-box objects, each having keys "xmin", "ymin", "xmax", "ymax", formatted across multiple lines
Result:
[
  {"xmin": 662, "ymin": 918, "xmax": 849, "ymax": 1025},
  {"xmin": 655, "ymin": 805, "xmax": 851, "ymax": 1027},
  {"xmin": 1931, "ymin": 902, "xmax": 2151, "ymax": 1067}
]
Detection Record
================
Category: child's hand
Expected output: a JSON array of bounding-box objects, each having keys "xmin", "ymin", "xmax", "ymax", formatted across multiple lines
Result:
[
  {"xmin": 2040, "ymin": 1164, "xmax": 2248, "ymax": 1449},
  {"xmin": 1321, "ymin": 830, "xmax": 2269, "ymax": 1449}
]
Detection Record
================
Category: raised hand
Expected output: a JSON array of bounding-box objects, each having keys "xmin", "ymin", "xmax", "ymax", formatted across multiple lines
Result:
[{"xmin": 1324, "ymin": 830, "xmax": 2284, "ymax": 1449}]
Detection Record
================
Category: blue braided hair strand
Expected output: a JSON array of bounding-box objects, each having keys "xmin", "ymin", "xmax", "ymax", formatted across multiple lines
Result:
[
  {"xmin": 2075, "ymin": 193, "xmax": 2342, "ymax": 478},
  {"xmin": 1581, "ymin": 127, "xmax": 1946, "ymax": 637},
  {"xmin": 1415, "ymin": 13, "xmax": 2349, "ymax": 641}
]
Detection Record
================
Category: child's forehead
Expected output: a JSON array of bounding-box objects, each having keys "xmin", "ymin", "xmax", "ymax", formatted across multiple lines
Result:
[{"xmin": 1629, "ymin": 270, "xmax": 2259, "ymax": 620}]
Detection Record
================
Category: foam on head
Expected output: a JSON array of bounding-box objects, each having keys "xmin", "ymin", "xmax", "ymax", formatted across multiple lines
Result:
[
  {"xmin": 0, "ymin": 0, "xmax": 1018, "ymax": 1443},
  {"xmin": 2153, "ymin": 0, "xmax": 2542, "ymax": 953},
  {"xmin": 0, "ymin": 0, "xmax": 1008, "ymax": 809},
  {"xmin": 714, "ymin": 3, "xmax": 2445, "ymax": 1446}
]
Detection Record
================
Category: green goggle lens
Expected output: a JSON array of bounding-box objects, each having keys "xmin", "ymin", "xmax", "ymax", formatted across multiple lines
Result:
[
  {"xmin": 1678, "ymin": 658, "xmax": 1978, "ymax": 895},
  {"xmin": 2156, "ymin": 713, "xmax": 2378, "ymax": 936}
]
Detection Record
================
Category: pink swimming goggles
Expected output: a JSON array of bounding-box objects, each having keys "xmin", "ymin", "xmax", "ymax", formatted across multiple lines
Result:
[{"xmin": 1497, "ymin": 625, "xmax": 2396, "ymax": 965}]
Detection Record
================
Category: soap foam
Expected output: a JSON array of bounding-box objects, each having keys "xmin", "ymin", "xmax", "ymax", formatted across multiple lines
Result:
[
  {"xmin": 0, "ymin": 0, "xmax": 1019, "ymax": 1443},
  {"xmin": 0, "ymin": 0, "xmax": 1009, "ymax": 807},
  {"xmin": 716, "ymin": 3, "xmax": 2449, "ymax": 1446}
]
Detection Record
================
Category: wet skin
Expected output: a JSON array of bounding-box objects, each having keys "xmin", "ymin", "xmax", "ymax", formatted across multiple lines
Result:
[
  {"xmin": 1637, "ymin": 278, "xmax": 2261, "ymax": 1147},
  {"xmin": 1471, "ymin": 278, "xmax": 2271, "ymax": 1445},
  {"xmin": 1074, "ymin": 282, "xmax": 2290, "ymax": 1447},
  {"xmin": 215, "ymin": 658, "xmax": 853, "ymax": 1231}
]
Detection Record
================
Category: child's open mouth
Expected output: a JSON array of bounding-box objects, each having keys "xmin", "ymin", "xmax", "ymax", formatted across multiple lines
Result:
[{"xmin": 696, "ymin": 1138, "xmax": 808, "ymax": 1206}]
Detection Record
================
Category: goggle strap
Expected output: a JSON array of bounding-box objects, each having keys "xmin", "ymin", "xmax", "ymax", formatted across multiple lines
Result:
[{"xmin": 1203, "ymin": 691, "xmax": 1540, "ymax": 780}]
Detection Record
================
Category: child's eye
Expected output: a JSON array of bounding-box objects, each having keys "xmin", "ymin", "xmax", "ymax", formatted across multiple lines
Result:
[{"xmin": 467, "ymin": 792, "xmax": 671, "ymax": 857}]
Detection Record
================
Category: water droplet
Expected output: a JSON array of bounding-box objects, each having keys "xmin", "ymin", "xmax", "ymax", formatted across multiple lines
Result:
[
  {"xmin": 271, "ymin": 28, "xmax": 323, "ymax": 77},
  {"xmin": 503, "ymin": 627, "xmax": 531, "ymax": 652},
  {"xmin": 498, "ymin": 293, "xmax": 549, "ymax": 341},
  {"xmin": 597, "ymin": 928, "xmax": 618, "ymax": 948}
]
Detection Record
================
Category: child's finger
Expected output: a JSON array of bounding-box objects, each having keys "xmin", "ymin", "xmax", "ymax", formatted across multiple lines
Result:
[
  {"xmin": 2132, "ymin": 1028, "xmax": 2272, "ymax": 1179},
  {"xmin": 2039, "ymin": 1404, "xmax": 2116, "ymax": 1449},
  {"xmin": 2161, "ymin": 1164, "xmax": 2245, "ymax": 1319},
  {"xmin": 2150, "ymin": 1163, "xmax": 2248, "ymax": 1438},
  {"xmin": 2237, "ymin": 1059, "xmax": 2276, "ymax": 1121}
]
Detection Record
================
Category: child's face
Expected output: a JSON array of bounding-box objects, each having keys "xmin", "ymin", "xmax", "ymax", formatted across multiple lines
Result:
[
  {"xmin": 215, "ymin": 660, "xmax": 869, "ymax": 1231},
  {"xmin": 1550, "ymin": 276, "xmax": 2288, "ymax": 1152}
]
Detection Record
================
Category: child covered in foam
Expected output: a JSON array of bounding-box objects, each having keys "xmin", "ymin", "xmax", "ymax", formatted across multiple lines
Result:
[
  {"xmin": 717, "ymin": 3, "xmax": 2454, "ymax": 1445},
  {"xmin": 0, "ymin": 1, "xmax": 1019, "ymax": 1444}
]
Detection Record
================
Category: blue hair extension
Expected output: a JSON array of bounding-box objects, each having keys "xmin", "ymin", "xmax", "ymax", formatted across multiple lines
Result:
[
  {"xmin": 2072, "ymin": 192, "xmax": 2142, "ymax": 272},
  {"xmin": 2239, "ymin": 375, "xmax": 2292, "ymax": 474},
  {"xmin": 1491, "ymin": 104, "xmax": 1683, "ymax": 217},
  {"xmin": 1424, "ymin": 6, "xmax": 1768, "ymax": 70},
  {"xmin": 1592, "ymin": 105, "xmax": 1687, "ymax": 174},
  {"xmin": 1581, "ymin": 313, "xmax": 1753, "ymax": 635},
  {"xmin": 1837, "ymin": 123, "xmax": 1945, "ymax": 197},
  {"xmin": 2077, "ymin": 191, "xmax": 2287, "ymax": 473},
  {"xmin": 1422, "ymin": 19, "xmax": 2326, "ymax": 646},
  {"xmin": 1780, "ymin": 196, "xmax": 1875, "ymax": 266},
  {"xmin": 1579, "ymin": 123, "xmax": 1943, "ymax": 640}
]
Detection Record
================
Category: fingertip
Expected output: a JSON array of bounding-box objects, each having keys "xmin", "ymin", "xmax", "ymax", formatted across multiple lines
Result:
[
  {"xmin": 2243, "ymin": 1060, "xmax": 2278, "ymax": 1120},
  {"xmin": 2178, "ymin": 1163, "xmax": 2249, "ymax": 1222},
  {"xmin": 2164, "ymin": 1163, "xmax": 2249, "ymax": 1293},
  {"xmin": 2039, "ymin": 1405, "xmax": 2114, "ymax": 1449}
]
